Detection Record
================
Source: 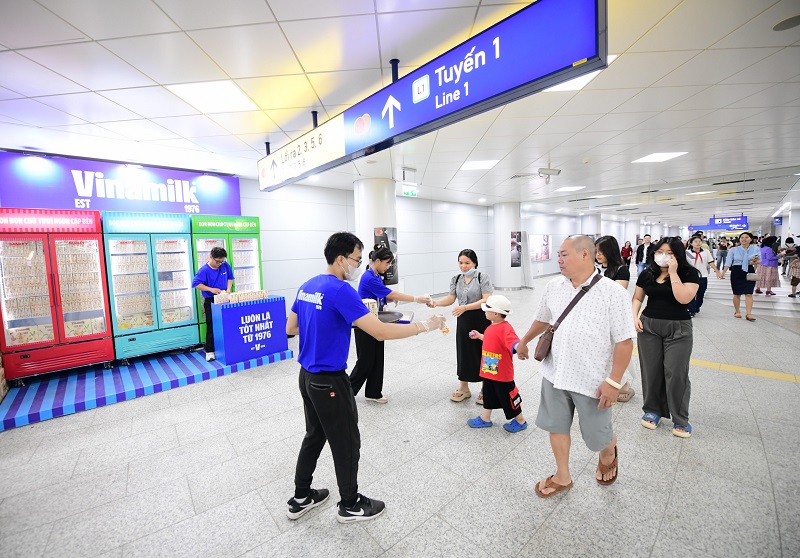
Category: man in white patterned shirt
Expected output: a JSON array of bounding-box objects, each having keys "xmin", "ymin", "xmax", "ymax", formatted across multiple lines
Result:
[{"xmin": 518, "ymin": 235, "xmax": 635, "ymax": 497}]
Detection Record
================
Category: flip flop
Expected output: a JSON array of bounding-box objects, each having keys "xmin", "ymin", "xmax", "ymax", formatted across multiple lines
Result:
[
  {"xmin": 450, "ymin": 390, "xmax": 471, "ymax": 402},
  {"xmin": 535, "ymin": 475, "xmax": 573, "ymax": 498},
  {"xmin": 617, "ymin": 382, "xmax": 635, "ymax": 403},
  {"xmin": 596, "ymin": 445, "xmax": 618, "ymax": 486},
  {"xmin": 746, "ymin": 315, "xmax": 756, "ymax": 322},
  {"xmin": 734, "ymin": 312, "xmax": 742, "ymax": 319},
  {"xmin": 641, "ymin": 412, "xmax": 660, "ymax": 430}
]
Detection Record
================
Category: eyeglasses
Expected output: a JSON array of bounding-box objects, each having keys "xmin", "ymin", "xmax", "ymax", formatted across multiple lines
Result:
[
  {"xmin": 346, "ymin": 256, "xmax": 362, "ymax": 267},
  {"xmin": 212, "ymin": 258, "xmax": 226, "ymax": 264}
]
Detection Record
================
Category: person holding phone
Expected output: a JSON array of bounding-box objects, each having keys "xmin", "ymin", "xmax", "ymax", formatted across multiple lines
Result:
[
  {"xmin": 632, "ymin": 237, "xmax": 700, "ymax": 438},
  {"xmin": 718, "ymin": 232, "xmax": 761, "ymax": 321}
]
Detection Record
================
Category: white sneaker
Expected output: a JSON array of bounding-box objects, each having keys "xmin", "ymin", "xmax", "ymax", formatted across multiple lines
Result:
[
  {"xmin": 365, "ymin": 396, "xmax": 388, "ymax": 404},
  {"xmin": 205, "ymin": 352, "xmax": 215, "ymax": 362}
]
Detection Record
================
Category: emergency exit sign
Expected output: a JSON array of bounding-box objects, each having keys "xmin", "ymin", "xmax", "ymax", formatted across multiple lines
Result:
[{"xmin": 402, "ymin": 186, "xmax": 418, "ymax": 197}]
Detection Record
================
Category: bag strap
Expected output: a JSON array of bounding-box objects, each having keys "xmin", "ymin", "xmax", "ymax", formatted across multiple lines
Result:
[{"xmin": 550, "ymin": 272, "xmax": 602, "ymax": 332}]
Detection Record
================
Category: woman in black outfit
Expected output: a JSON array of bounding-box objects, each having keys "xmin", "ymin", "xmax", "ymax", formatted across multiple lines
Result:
[
  {"xmin": 595, "ymin": 236, "xmax": 635, "ymax": 402},
  {"xmin": 430, "ymin": 249, "xmax": 493, "ymax": 404}
]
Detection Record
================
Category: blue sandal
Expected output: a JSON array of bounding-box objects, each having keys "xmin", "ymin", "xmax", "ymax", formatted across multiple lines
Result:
[
  {"xmin": 641, "ymin": 412, "xmax": 660, "ymax": 430},
  {"xmin": 467, "ymin": 416, "xmax": 493, "ymax": 428},
  {"xmin": 503, "ymin": 420, "xmax": 528, "ymax": 433},
  {"xmin": 672, "ymin": 424, "xmax": 692, "ymax": 438}
]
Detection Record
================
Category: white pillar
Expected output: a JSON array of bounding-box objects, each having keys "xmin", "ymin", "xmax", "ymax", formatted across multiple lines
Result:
[
  {"xmin": 624, "ymin": 220, "xmax": 640, "ymax": 245},
  {"xmin": 353, "ymin": 177, "xmax": 397, "ymax": 258},
  {"xmin": 493, "ymin": 202, "xmax": 522, "ymax": 289},
  {"xmin": 580, "ymin": 214, "xmax": 601, "ymax": 236},
  {"xmin": 649, "ymin": 223, "xmax": 663, "ymax": 239},
  {"xmin": 668, "ymin": 226, "xmax": 680, "ymax": 237},
  {"xmin": 787, "ymin": 209, "xmax": 800, "ymax": 240}
]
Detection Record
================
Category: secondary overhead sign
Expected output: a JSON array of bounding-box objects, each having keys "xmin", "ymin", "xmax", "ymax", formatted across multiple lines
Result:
[{"xmin": 258, "ymin": 0, "xmax": 607, "ymax": 191}]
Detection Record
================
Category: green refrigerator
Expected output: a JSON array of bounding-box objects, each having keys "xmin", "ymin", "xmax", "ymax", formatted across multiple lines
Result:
[{"xmin": 191, "ymin": 215, "xmax": 262, "ymax": 343}]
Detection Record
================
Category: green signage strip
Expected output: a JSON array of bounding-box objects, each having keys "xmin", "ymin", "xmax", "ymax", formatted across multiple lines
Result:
[{"xmin": 191, "ymin": 214, "xmax": 260, "ymax": 234}]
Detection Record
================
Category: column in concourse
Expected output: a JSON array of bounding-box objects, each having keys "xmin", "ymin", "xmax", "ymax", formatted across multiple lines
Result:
[{"xmin": 492, "ymin": 202, "xmax": 522, "ymax": 289}]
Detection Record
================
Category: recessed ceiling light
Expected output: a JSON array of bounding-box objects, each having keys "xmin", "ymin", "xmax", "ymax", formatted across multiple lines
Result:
[
  {"xmin": 621, "ymin": 203, "xmax": 637, "ymax": 206},
  {"xmin": 632, "ymin": 152, "xmax": 688, "ymax": 163},
  {"xmin": 461, "ymin": 160, "xmax": 499, "ymax": 170},
  {"xmin": 553, "ymin": 186, "xmax": 585, "ymax": 192},
  {"xmin": 685, "ymin": 191, "xmax": 715, "ymax": 196},
  {"xmin": 794, "ymin": 173, "xmax": 800, "ymax": 176},
  {"xmin": 555, "ymin": 208, "xmax": 566, "ymax": 213},
  {"xmin": 579, "ymin": 212, "xmax": 585, "ymax": 216},
  {"xmin": 478, "ymin": 198, "xmax": 487, "ymax": 203},
  {"xmin": 166, "ymin": 80, "xmax": 258, "ymax": 113},
  {"xmin": 588, "ymin": 194, "xmax": 612, "ymax": 199},
  {"xmin": 544, "ymin": 55, "xmax": 618, "ymax": 92}
]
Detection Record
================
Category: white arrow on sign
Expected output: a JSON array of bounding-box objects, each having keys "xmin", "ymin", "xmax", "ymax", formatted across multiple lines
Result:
[{"xmin": 382, "ymin": 95, "xmax": 401, "ymax": 129}]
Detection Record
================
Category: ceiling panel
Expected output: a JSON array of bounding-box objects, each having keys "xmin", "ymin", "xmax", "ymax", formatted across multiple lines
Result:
[
  {"xmin": 236, "ymin": 75, "xmax": 320, "ymax": 109},
  {"xmin": 535, "ymin": 114, "xmax": 601, "ymax": 135},
  {"xmin": 376, "ymin": 0, "xmax": 480, "ymax": 12},
  {"xmin": 683, "ymin": 107, "xmax": 768, "ymax": 128},
  {"xmin": 154, "ymin": 0, "xmax": 275, "ymax": 29},
  {"xmin": 101, "ymin": 34, "xmax": 227, "ymax": 84},
  {"xmin": 264, "ymin": 108, "xmax": 319, "ymax": 134},
  {"xmin": 38, "ymin": 0, "xmax": 179, "ymax": 40},
  {"xmin": 189, "ymin": 24, "xmax": 302, "ymax": 79},
  {"xmin": 555, "ymin": 89, "xmax": 642, "ymax": 116},
  {"xmin": 633, "ymin": 109, "xmax": 712, "ymax": 130},
  {"xmin": 583, "ymin": 111, "xmax": 659, "ymax": 132},
  {"xmin": 606, "ymin": 0, "xmax": 682, "ymax": 53},
  {"xmin": 655, "ymin": 48, "xmax": 780, "ymax": 87},
  {"xmin": 0, "ymin": 99, "xmax": 85, "ymax": 127},
  {"xmin": 281, "ymin": 16, "xmax": 381, "ymax": 72},
  {"xmin": 187, "ymin": 135, "xmax": 252, "ymax": 153},
  {"xmin": 587, "ymin": 51, "xmax": 699, "ymax": 89},
  {"xmin": 36, "ymin": 92, "xmax": 140, "ymax": 122},
  {"xmin": 377, "ymin": 8, "xmax": 475, "ymax": 67},
  {"xmin": 0, "ymin": 86, "xmax": 24, "ymax": 101},
  {"xmin": 0, "ymin": 51, "xmax": 87, "ymax": 97},
  {"xmin": 307, "ymin": 70, "xmax": 383, "ymax": 106},
  {"xmin": 207, "ymin": 111, "xmax": 281, "ymax": 135},
  {"xmin": 628, "ymin": 0, "xmax": 770, "ymax": 52},
  {"xmin": 611, "ymin": 85, "xmax": 705, "ymax": 113},
  {"xmin": 713, "ymin": 0, "xmax": 800, "ymax": 49},
  {"xmin": 51, "ymin": 123, "xmax": 130, "ymax": 140},
  {"xmin": 727, "ymin": 82, "xmax": 800, "ymax": 108},
  {"xmin": 270, "ymin": 0, "xmax": 375, "ymax": 20},
  {"xmin": 671, "ymin": 83, "xmax": 772, "ymax": 111},
  {"xmin": 22, "ymin": 42, "xmax": 155, "ymax": 91},
  {"xmin": 98, "ymin": 86, "xmax": 199, "ymax": 119},
  {"xmin": 472, "ymin": 4, "xmax": 528, "ymax": 36},
  {"xmin": 0, "ymin": 0, "xmax": 85, "ymax": 49},
  {"xmin": 97, "ymin": 120, "xmax": 179, "ymax": 141},
  {"xmin": 151, "ymin": 115, "xmax": 230, "ymax": 137},
  {"xmin": 499, "ymin": 91, "xmax": 576, "ymax": 118},
  {"xmin": 237, "ymin": 131, "xmax": 292, "ymax": 151},
  {"xmin": 723, "ymin": 46, "xmax": 800, "ymax": 84}
]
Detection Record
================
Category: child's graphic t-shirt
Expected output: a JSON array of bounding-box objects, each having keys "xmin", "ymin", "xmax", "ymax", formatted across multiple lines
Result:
[{"xmin": 479, "ymin": 320, "xmax": 520, "ymax": 382}]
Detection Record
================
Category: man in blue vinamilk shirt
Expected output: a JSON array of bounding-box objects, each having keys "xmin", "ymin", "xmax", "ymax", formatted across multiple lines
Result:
[
  {"xmin": 285, "ymin": 232, "xmax": 444, "ymax": 524},
  {"xmin": 191, "ymin": 246, "xmax": 234, "ymax": 362}
]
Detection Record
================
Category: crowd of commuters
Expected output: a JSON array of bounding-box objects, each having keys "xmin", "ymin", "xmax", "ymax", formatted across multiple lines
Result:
[{"xmin": 283, "ymin": 227, "xmax": 790, "ymax": 523}]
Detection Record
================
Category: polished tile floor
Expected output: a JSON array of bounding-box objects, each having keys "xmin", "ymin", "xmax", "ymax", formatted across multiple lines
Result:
[{"xmin": 0, "ymin": 271, "xmax": 798, "ymax": 557}]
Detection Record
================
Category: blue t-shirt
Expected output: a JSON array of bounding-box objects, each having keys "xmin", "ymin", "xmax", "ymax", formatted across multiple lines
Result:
[
  {"xmin": 292, "ymin": 274, "xmax": 370, "ymax": 373},
  {"xmin": 192, "ymin": 262, "xmax": 234, "ymax": 298},
  {"xmin": 357, "ymin": 267, "xmax": 392, "ymax": 310}
]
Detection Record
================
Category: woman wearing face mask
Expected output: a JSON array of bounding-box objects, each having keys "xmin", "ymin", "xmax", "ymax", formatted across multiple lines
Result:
[
  {"xmin": 631, "ymin": 237, "xmax": 700, "ymax": 438},
  {"xmin": 430, "ymin": 249, "xmax": 493, "ymax": 403},
  {"xmin": 755, "ymin": 236, "xmax": 780, "ymax": 296},
  {"xmin": 780, "ymin": 237, "xmax": 797, "ymax": 276},
  {"xmin": 686, "ymin": 235, "xmax": 719, "ymax": 317},
  {"xmin": 350, "ymin": 245, "xmax": 432, "ymax": 404},
  {"xmin": 718, "ymin": 232, "xmax": 761, "ymax": 321},
  {"xmin": 595, "ymin": 236, "xmax": 635, "ymax": 402}
]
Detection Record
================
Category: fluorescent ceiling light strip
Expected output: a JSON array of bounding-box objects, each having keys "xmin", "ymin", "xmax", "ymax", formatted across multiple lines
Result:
[
  {"xmin": 772, "ymin": 203, "xmax": 790, "ymax": 218},
  {"xmin": 553, "ymin": 186, "xmax": 585, "ymax": 192},
  {"xmin": 685, "ymin": 191, "xmax": 715, "ymax": 196},
  {"xmin": 632, "ymin": 152, "xmax": 688, "ymax": 163},
  {"xmin": 166, "ymin": 80, "xmax": 258, "ymax": 113},
  {"xmin": 460, "ymin": 160, "xmax": 498, "ymax": 170}
]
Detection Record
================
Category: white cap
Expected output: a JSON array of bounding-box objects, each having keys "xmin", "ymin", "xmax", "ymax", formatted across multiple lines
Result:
[{"xmin": 481, "ymin": 294, "xmax": 512, "ymax": 316}]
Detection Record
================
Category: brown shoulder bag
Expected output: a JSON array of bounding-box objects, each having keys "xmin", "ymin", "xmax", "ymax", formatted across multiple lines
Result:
[{"xmin": 534, "ymin": 273, "xmax": 602, "ymax": 362}]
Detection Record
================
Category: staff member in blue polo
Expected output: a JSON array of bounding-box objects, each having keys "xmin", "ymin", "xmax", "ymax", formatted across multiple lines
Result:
[
  {"xmin": 285, "ymin": 232, "xmax": 444, "ymax": 524},
  {"xmin": 192, "ymin": 247, "xmax": 234, "ymax": 362}
]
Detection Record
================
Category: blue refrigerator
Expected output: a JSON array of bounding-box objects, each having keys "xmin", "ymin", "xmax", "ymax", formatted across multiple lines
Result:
[{"xmin": 102, "ymin": 212, "xmax": 199, "ymax": 361}]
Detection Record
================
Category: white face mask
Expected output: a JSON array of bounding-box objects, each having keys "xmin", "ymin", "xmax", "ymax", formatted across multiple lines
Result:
[
  {"xmin": 787, "ymin": 243, "xmax": 795, "ymax": 248},
  {"xmin": 341, "ymin": 260, "xmax": 362, "ymax": 282},
  {"xmin": 654, "ymin": 254, "xmax": 671, "ymax": 267}
]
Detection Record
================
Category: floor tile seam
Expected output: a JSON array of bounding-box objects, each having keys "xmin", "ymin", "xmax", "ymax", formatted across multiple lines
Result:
[
  {"xmin": 633, "ymin": 349, "xmax": 797, "ymax": 383},
  {"xmin": 253, "ymin": 488, "xmax": 284, "ymax": 548},
  {"xmin": 647, "ymin": 440, "xmax": 683, "ymax": 558}
]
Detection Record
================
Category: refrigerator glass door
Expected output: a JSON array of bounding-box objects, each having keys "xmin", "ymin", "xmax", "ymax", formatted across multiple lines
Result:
[
  {"xmin": 107, "ymin": 236, "xmax": 156, "ymax": 333},
  {"xmin": 0, "ymin": 236, "xmax": 57, "ymax": 349},
  {"xmin": 51, "ymin": 236, "xmax": 109, "ymax": 341},
  {"xmin": 231, "ymin": 237, "xmax": 261, "ymax": 293},
  {"xmin": 153, "ymin": 235, "xmax": 196, "ymax": 327}
]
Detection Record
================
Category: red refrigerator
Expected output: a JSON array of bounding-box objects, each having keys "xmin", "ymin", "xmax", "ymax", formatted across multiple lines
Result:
[{"xmin": 0, "ymin": 208, "xmax": 115, "ymax": 381}]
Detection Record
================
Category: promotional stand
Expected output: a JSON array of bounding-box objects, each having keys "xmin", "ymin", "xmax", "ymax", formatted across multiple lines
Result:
[
  {"xmin": 0, "ymin": 208, "xmax": 115, "ymax": 380},
  {"xmin": 210, "ymin": 297, "xmax": 288, "ymax": 365},
  {"xmin": 102, "ymin": 211, "xmax": 199, "ymax": 362},
  {"xmin": 190, "ymin": 215, "xmax": 262, "ymax": 343}
]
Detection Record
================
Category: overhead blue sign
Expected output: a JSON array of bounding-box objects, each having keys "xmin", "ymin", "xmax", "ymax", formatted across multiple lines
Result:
[
  {"xmin": 773, "ymin": 216, "xmax": 783, "ymax": 226},
  {"xmin": 259, "ymin": 0, "xmax": 606, "ymax": 190},
  {"xmin": 0, "ymin": 150, "xmax": 241, "ymax": 215},
  {"xmin": 709, "ymin": 216, "xmax": 748, "ymax": 227}
]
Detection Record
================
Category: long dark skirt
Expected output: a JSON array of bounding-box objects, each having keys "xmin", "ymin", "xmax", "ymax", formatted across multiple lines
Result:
[{"xmin": 456, "ymin": 309, "xmax": 489, "ymax": 382}]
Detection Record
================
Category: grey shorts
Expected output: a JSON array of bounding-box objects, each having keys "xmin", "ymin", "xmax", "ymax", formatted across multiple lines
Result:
[{"xmin": 535, "ymin": 378, "xmax": 613, "ymax": 452}]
